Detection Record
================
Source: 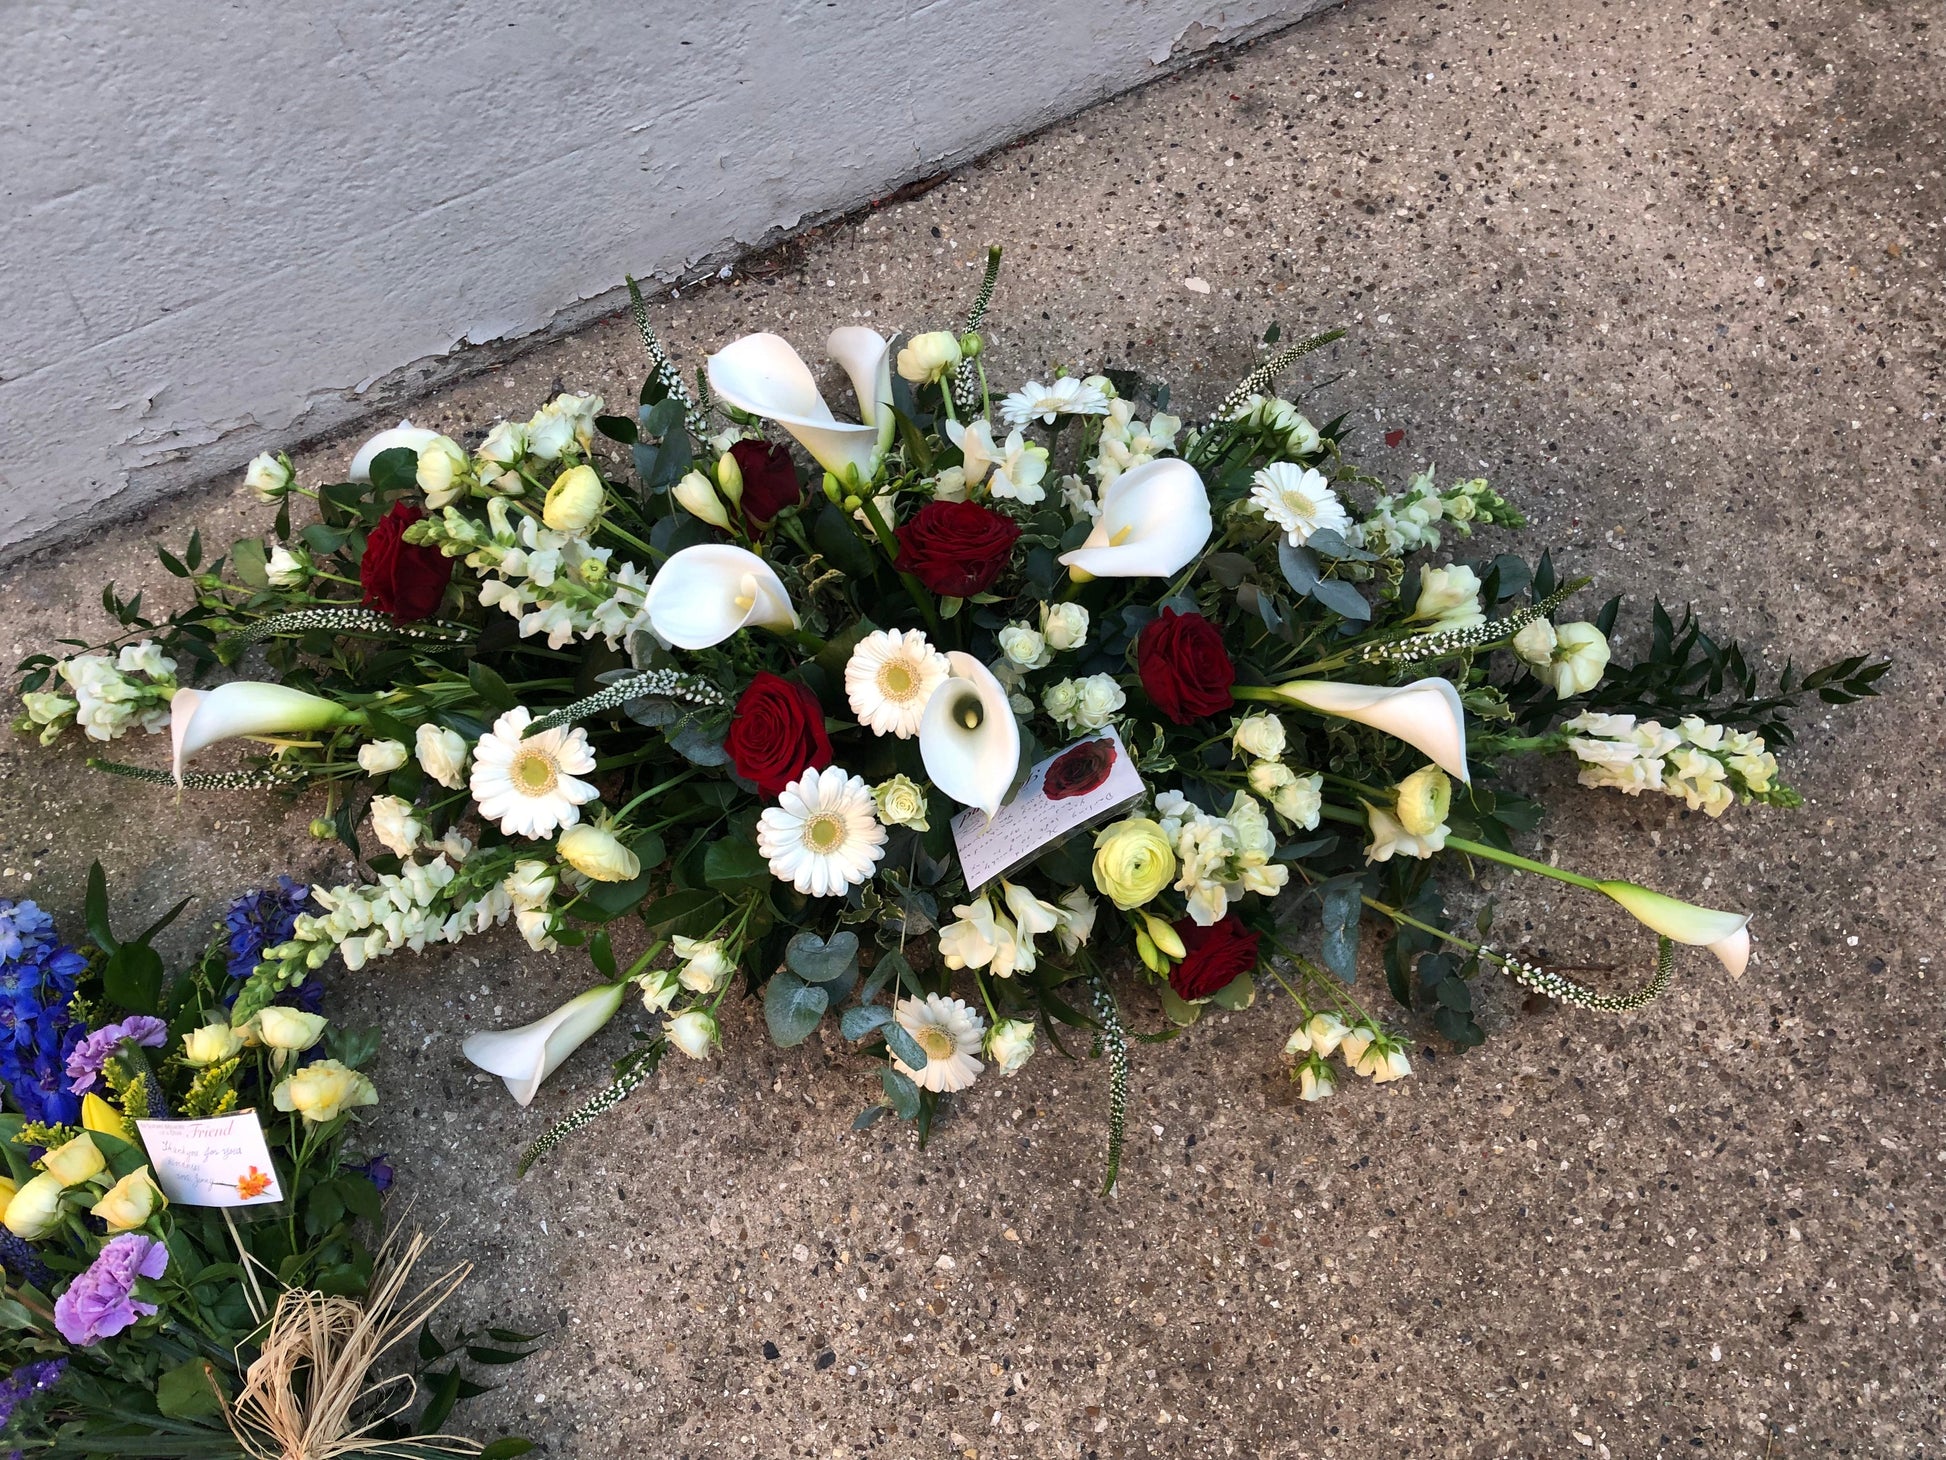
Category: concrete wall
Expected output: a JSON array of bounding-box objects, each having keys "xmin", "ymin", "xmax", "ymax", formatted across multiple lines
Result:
[{"xmin": 0, "ymin": 0, "xmax": 1331, "ymax": 551}]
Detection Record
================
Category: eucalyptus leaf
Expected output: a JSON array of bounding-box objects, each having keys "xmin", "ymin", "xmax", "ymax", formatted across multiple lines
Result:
[
  {"xmin": 786, "ymin": 930, "xmax": 860, "ymax": 984},
  {"xmin": 764, "ymin": 971, "xmax": 828, "ymax": 1047},
  {"xmin": 881, "ymin": 1021, "xmax": 928, "ymax": 1071},
  {"xmin": 839, "ymin": 1005, "xmax": 895, "ymax": 1041},
  {"xmin": 1319, "ymin": 876, "xmax": 1362, "ymax": 982}
]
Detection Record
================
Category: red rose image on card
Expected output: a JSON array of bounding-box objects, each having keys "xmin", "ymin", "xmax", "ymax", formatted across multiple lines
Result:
[{"xmin": 1042, "ymin": 737, "xmax": 1118, "ymax": 801}]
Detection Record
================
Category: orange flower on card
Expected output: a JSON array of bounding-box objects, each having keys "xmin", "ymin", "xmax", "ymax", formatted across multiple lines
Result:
[{"xmin": 236, "ymin": 1166, "xmax": 273, "ymax": 1200}]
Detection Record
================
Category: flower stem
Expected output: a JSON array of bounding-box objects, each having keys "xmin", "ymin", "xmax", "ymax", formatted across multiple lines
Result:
[{"xmin": 1441, "ymin": 834, "xmax": 1603, "ymax": 891}]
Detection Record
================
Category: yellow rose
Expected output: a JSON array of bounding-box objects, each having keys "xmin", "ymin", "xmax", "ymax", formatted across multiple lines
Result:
[
  {"xmin": 273, "ymin": 1060, "xmax": 378, "ymax": 1124},
  {"xmin": 92, "ymin": 1166, "xmax": 167, "ymax": 1232},
  {"xmin": 4, "ymin": 1172, "xmax": 65, "ymax": 1239},
  {"xmin": 254, "ymin": 1007, "xmax": 328, "ymax": 1053},
  {"xmin": 42, "ymin": 1133, "xmax": 106, "ymax": 1188},
  {"xmin": 1091, "ymin": 817, "xmax": 1177, "ymax": 910},
  {"xmin": 543, "ymin": 464, "xmax": 605, "ymax": 533},
  {"xmin": 181, "ymin": 1022, "xmax": 244, "ymax": 1067},
  {"xmin": 556, "ymin": 824, "xmax": 641, "ymax": 883}
]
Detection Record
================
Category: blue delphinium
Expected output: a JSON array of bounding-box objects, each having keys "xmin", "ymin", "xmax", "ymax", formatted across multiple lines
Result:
[
  {"xmin": 0, "ymin": 1355, "xmax": 68, "ymax": 1433},
  {"xmin": 221, "ymin": 878, "xmax": 316, "ymax": 986},
  {"xmin": 0, "ymin": 899, "xmax": 89, "ymax": 1128}
]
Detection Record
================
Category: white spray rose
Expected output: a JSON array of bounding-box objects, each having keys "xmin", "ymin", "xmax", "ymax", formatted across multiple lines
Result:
[
  {"xmin": 985, "ymin": 1019, "xmax": 1036, "ymax": 1074},
  {"xmin": 368, "ymin": 795, "xmax": 424, "ymax": 859},
  {"xmin": 997, "ymin": 624, "xmax": 1051, "ymax": 671},
  {"xmin": 667, "ymin": 1009, "xmax": 720, "ymax": 1060},
  {"xmin": 357, "ymin": 739, "xmax": 409, "ymax": 776},
  {"xmin": 1071, "ymin": 674, "xmax": 1126, "ymax": 731},
  {"xmin": 245, "ymin": 452, "xmax": 294, "ymax": 502},
  {"xmin": 1232, "ymin": 712, "xmax": 1287, "ymax": 762},
  {"xmin": 1040, "ymin": 602, "xmax": 1089, "ymax": 652},
  {"xmin": 872, "ymin": 775, "xmax": 930, "ymax": 831},
  {"xmin": 265, "ymin": 543, "xmax": 312, "ymax": 588},
  {"xmin": 557, "ymin": 824, "xmax": 641, "ymax": 883},
  {"xmin": 415, "ymin": 723, "xmax": 469, "ymax": 789}
]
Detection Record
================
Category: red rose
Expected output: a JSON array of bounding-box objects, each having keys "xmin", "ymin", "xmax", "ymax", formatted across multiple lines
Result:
[
  {"xmin": 894, "ymin": 500, "xmax": 1021, "ymax": 598},
  {"xmin": 1167, "ymin": 914, "xmax": 1261, "ymax": 1001},
  {"xmin": 731, "ymin": 440, "xmax": 804, "ymax": 528},
  {"xmin": 1136, "ymin": 608, "xmax": 1235, "ymax": 725},
  {"xmin": 360, "ymin": 503, "xmax": 454, "ymax": 622},
  {"xmin": 725, "ymin": 673, "xmax": 832, "ymax": 797},
  {"xmin": 1043, "ymin": 738, "xmax": 1117, "ymax": 801}
]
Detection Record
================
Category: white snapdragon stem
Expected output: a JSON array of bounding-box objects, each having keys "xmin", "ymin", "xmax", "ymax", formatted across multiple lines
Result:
[
  {"xmin": 1057, "ymin": 459, "xmax": 1213, "ymax": 580},
  {"xmin": 461, "ymin": 982, "xmax": 627, "ymax": 1106},
  {"xmin": 1247, "ymin": 676, "xmax": 1471, "ymax": 783},
  {"xmin": 643, "ymin": 544, "xmax": 799, "ymax": 650},
  {"xmin": 920, "ymin": 652, "xmax": 1021, "ymax": 818},
  {"xmin": 170, "ymin": 682, "xmax": 364, "ymax": 783},
  {"xmin": 705, "ymin": 330, "xmax": 892, "ymax": 482}
]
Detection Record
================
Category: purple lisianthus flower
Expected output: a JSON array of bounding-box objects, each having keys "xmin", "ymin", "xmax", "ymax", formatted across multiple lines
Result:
[
  {"xmin": 52, "ymin": 1235, "xmax": 168, "ymax": 1345},
  {"xmin": 63, "ymin": 1016, "xmax": 168, "ymax": 1095}
]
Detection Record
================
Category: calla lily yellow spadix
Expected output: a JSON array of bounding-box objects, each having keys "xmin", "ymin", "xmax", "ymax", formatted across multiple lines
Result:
[
  {"xmin": 1058, "ymin": 458, "xmax": 1213, "ymax": 580},
  {"xmin": 461, "ymin": 982, "xmax": 627, "ymax": 1107},
  {"xmin": 1247, "ymin": 676, "xmax": 1471, "ymax": 783},
  {"xmin": 920, "ymin": 652, "xmax": 1020, "ymax": 819},
  {"xmin": 705, "ymin": 329, "xmax": 895, "ymax": 482},
  {"xmin": 643, "ymin": 544, "xmax": 799, "ymax": 651},
  {"xmin": 170, "ymin": 681, "xmax": 364, "ymax": 784}
]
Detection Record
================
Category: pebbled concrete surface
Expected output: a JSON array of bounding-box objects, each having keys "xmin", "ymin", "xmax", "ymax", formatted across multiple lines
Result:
[{"xmin": 1, "ymin": 0, "xmax": 1940, "ymax": 1455}]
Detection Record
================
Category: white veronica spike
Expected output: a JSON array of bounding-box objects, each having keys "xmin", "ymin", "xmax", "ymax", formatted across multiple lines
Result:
[
  {"xmin": 705, "ymin": 332, "xmax": 883, "ymax": 481},
  {"xmin": 1057, "ymin": 458, "xmax": 1212, "ymax": 579},
  {"xmin": 920, "ymin": 652, "xmax": 1021, "ymax": 819},
  {"xmin": 461, "ymin": 983, "xmax": 626, "ymax": 1107},
  {"xmin": 644, "ymin": 544, "xmax": 799, "ymax": 650},
  {"xmin": 1270, "ymin": 676, "xmax": 1471, "ymax": 784},
  {"xmin": 348, "ymin": 421, "xmax": 441, "ymax": 483},
  {"xmin": 171, "ymin": 681, "xmax": 361, "ymax": 783}
]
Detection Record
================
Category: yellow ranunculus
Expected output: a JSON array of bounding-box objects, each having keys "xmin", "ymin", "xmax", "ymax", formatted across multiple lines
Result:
[
  {"xmin": 42, "ymin": 1133, "xmax": 106, "ymax": 1188},
  {"xmin": 1091, "ymin": 817, "xmax": 1177, "ymax": 911},
  {"xmin": 182, "ymin": 1022, "xmax": 244, "ymax": 1067},
  {"xmin": 91, "ymin": 1166, "xmax": 167, "ymax": 1232},
  {"xmin": 1393, "ymin": 764, "xmax": 1452, "ymax": 837},
  {"xmin": 273, "ymin": 1060, "xmax": 378, "ymax": 1124},
  {"xmin": 81, "ymin": 1093, "xmax": 127, "ymax": 1137},
  {"xmin": 4, "ymin": 1172, "xmax": 65, "ymax": 1239},
  {"xmin": 543, "ymin": 464, "xmax": 606, "ymax": 533}
]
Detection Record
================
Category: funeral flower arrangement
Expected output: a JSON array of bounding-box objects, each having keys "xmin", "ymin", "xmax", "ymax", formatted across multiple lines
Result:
[
  {"xmin": 0, "ymin": 886, "xmax": 532, "ymax": 1457},
  {"xmin": 13, "ymin": 252, "xmax": 1882, "ymax": 1187}
]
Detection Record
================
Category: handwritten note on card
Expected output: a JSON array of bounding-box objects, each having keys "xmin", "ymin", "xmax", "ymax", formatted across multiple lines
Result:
[
  {"xmin": 134, "ymin": 1112, "xmax": 284, "ymax": 1208},
  {"xmin": 952, "ymin": 727, "xmax": 1146, "ymax": 891}
]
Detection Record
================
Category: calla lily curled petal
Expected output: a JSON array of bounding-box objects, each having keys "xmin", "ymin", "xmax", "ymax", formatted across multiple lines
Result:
[
  {"xmin": 920, "ymin": 653, "xmax": 1021, "ymax": 818},
  {"xmin": 1271, "ymin": 676, "xmax": 1471, "ymax": 784},
  {"xmin": 461, "ymin": 983, "xmax": 627, "ymax": 1107},
  {"xmin": 349, "ymin": 421, "xmax": 441, "ymax": 483},
  {"xmin": 1057, "ymin": 458, "xmax": 1212, "ymax": 579},
  {"xmin": 645, "ymin": 545, "xmax": 799, "ymax": 651},
  {"xmin": 171, "ymin": 681, "xmax": 361, "ymax": 783},
  {"xmin": 1599, "ymin": 881, "xmax": 1751, "ymax": 975},
  {"xmin": 705, "ymin": 333, "xmax": 883, "ymax": 481}
]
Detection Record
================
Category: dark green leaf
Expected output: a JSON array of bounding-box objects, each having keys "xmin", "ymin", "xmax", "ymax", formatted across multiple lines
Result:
[
  {"xmin": 103, "ymin": 944, "xmax": 164, "ymax": 1013},
  {"xmin": 786, "ymin": 930, "xmax": 860, "ymax": 983},
  {"xmin": 839, "ymin": 1005, "xmax": 895, "ymax": 1041},
  {"xmin": 880, "ymin": 1020, "xmax": 928, "ymax": 1070},
  {"xmin": 369, "ymin": 446, "xmax": 419, "ymax": 496},
  {"xmin": 1319, "ymin": 877, "xmax": 1361, "ymax": 982},
  {"xmin": 880, "ymin": 1067, "xmax": 921, "ymax": 1119},
  {"xmin": 469, "ymin": 662, "xmax": 519, "ymax": 711},
  {"xmin": 155, "ymin": 1358, "xmax": 224, "ymax": 1419},
  {"xmin": 764, "ymin": 971, "xmax": 828, "ymax": 1047},
  {"xmin": 814, "ymin": 505, "xmax": 878, "ymax": 578},
  {"xmin": 231, "ymin": 536, "xmax": 269, "ymax": 589},
  {"xmin": 84, "ymin": 861, "xmax": 118, "ymax": 952},
  {"xmin": 703, "ymin": 838, "xmax": 769, "ymax": 896},
  {"xmin": 480, "ymin": 1441, "xmax": 537, "ymax": 1460}
]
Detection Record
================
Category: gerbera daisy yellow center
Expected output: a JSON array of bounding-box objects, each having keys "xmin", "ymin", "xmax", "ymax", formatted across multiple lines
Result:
[
  {"xmin": 511, "ymin": 747, "xmax": 559, "ymax": 795},
  {"xmin": 802, "ymin": 811, "xmax": 847, "ymax": 853},
  {"xmin": 915, "ymin": 1025, "xmax": 957, "ymax": 1061},
  {"xmin": 1277, "ymin": 484, "xmax": 1319, "ymax": 518},
  {"xmin": 877, "ymin": 660, "xmax": 918, "ymax": 700}
]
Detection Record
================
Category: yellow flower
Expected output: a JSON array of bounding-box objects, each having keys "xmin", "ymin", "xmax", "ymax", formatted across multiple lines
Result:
[
  {"xmin": 1091, "ymin": 817, "xmax": 1177, "ymax": 910},
  {"xmin": 556, "ymin": 824, "xmax": 642, "ymax": 883},
  {"xmin": 181, "ymin": 1022, "xmax": 244, "ymax": 1067},
  {"xmin": 4, "ymin": 1173, "xmax": 65, "ymax": 1239},
  {"xmin": 92, "ymin": 1166, "xmax": 167, "ymax": 1232},
  {"xmin": 254, "ymin": 1007, "xmax": 328, "ymax": 1053},
  {"xmin": 0, "ymin": 1177, "xmax": 16, "ymax": 1210},
  {"xmin": 1393, "ymin": 764, "xmax": 1452, "ymax": 837},
  {"xmin": 81, "ymin": 1093, "xmax": 127, "ymax": 1137},
  {"xmin": 543, "ymin": 464, "xmax": 605, "ymax": 533},
  {"xmin": 42, "ymin": 1133, "xmax": 106, "ymax": 1188},
  {"xmin": 273, "ymin": 1060, "xmax": 378, "ymax": 1124}
]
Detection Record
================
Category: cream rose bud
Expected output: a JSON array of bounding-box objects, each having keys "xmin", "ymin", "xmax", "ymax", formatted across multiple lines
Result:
[
  {"xmin": 368, "ymin": 795, "xmax": 423, "ymax": 860},
  {"xmin": 414, "ymin": 722, "xmax": 469, "ymax": 789},
  {"xmin": 1297, "ymin": 1061, "xmax": 1337, "ymax": 1102},
  {"xmin": 558, "ymin": 823, "xmax": 641, "ymax": 883},
  {"xmin": 504, "ymin": 859, "xmax": 557, "ymax": 911},
  {"xmin": 1248, "ymin": 760, "xmax": 1296, "ymax": 801},
  {"xmin": 1272, "ymin": 771, "xmax": 1323, "ymax": 830},
  {"xmin": 357, "ymin": 739, "xmax": 409, "ymax": 776},
  {"xmin": 42, "ymin": 1133, "xmax": 106, "ymax": 1188},
  {"xmin": 415, "ymin": 436, "xmax": 471, "ymax": 507},
  {"xmin": 265, "ymin": 543, "xmax": 313, "ymax": 589},
  {"xmin": 872, "ymin": 774, "xmax": 930, "ymax": 830},
  {"xmin": 985, "ymin": 1018, "xmax": 1036, "ymax": 1074},
  {"xmin": 182, "ymin": 1021, "xmax": 244, "ymax": 1067},
  {"xmin": 244, "ymin": 451, "xmax": 294, "ymax": 502},
  {"xmin": 1041, "ymin": 602, "xmax": 1089, "ymax": 652},
  {"xmin": 1511, "ymin": 618, "xmax": 1558, "ymax": 668},
  {"xmin": 673, "ymin": 469, "xmax": 732, "ymax": 529},
  {"xmin": 274, "ymin": 1059, "xmax": 378, "ymax": 1124},
  {"xmin": 1073, "ymin": 674, "xmax": 1126, "ymax": 731},
  {"xmin": 896, "ymin": 330, "xmax": 964, "ymax": 385},
  {"xmin": 672, "ymin": 934, "xmax": 734, "ymax": 994},
  {"xmin": 666, "ymin": 1009, "xmax": 720, "ymax": 1060},
  {"xmin": 543, "ymin": 464, "xmax": 605, "ymax": 534},
  {"xmin": 1232, "ymin": 712, "xmax": 1287, "ymax": 762},
  {"xmin": 1540, "ymin": 622, "xmax": 1611, "ymax": 698},
  {"xmin": 997, "ymin": 624, "xmax": 1051, "ymax": 671},
  {"xmin": 92, "ymin": 1166, "xmax": 167, "ymax": 1231},
  {"xmin": 256, "ymin": 1006, "xmax": 329, "ymax": 1052},
  {"xmin": 4, "ymin": 1172, "xmax": 66, "ymax": 1239}
]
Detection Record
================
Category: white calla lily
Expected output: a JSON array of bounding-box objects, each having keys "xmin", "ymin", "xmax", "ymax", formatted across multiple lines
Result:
[
  {"xmin": 920, "ymin": 652, "xmax": 1022, "ymax": 818},
  {"xmin": 461, "ymin": 982, "xmax": 626, "ymax": 1107},
  {"xmin": 644, "ymin": 544, "xmax": 799, "ymax": 650},
  {"xmin": 1057, "ymin": 458, "xmax": 1212, "ymax": 579},
  {"xmin": 705, "ymin": 331, "xmax": 891, "ymax": 482},
  {"xmin": 1599, "ymin": 881, "xmax": 1751, "ymax": 976},
  {"xmin": 171, "ymin": 681, "xmax": 363, "ymax": 783},
  {"xmin": 348, "ymin": 421, "xmax": 441, "ymax": 483},
  {"xmin": 1263, "ymin": 676, "xmax": 1471, "ymax": 784}
]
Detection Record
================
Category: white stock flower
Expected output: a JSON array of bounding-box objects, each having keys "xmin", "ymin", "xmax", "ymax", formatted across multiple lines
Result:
[
  {"xmin": 846, "ymin": 628, "xmax": 950, "ymax": 739},
  {"xmin": 1040, "ymin": 603, "xmax": 1089, "ymax": 652},
  {"xmin": 527, "ymin": 392, "xmax": 603, "ymax": 461},
  {"xmin": 504, "ymin": 860, "xmax": 556, "ymax": 910},
  {"xmin": 1059, "ymin": 474, "xmax": 1099, "ymax": 522},
  {"xmin": 1054, "ymin": 887, "xmax": 1097, "ymax": 954},
  {"xmin": 366, "ymin": 795, "xmax": 423, "ymax": 859},
  {"xmin": 891, "ymin": 994, "xmax": 986, "ymax": 1093},
  {"xmin": 999, "ymin": 377, "xmax": 1111, "ymax": 429},
  {"xmin": 944, "ymin": 419, "xmax": 1001, "ymax": 486},
  {"xmin": 757, "ymin": 767, "xmax": 887, "ymax": 897},
  {"xmin": 1247, "ymin": 463, "xmax": 1351, "ymax": 546},
  {"xmin": 415, "ymin": 722, "xmax": 469, "ymax": 789},
  {"xmin": 357, "ymin": 739, "xmax": 408, "ymax": 776},
  {"xmin": 469, "ymin": 707, "xmax": 599, "ymax": 839},
  {"xmin": 997, "ymin": 623, "xmax": 1051, "ymax": 671}
]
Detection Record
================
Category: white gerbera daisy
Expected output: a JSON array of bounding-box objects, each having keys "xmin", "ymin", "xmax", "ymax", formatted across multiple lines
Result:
[
  {"xmin": 891, "ymin": 993, "xmax": 986, "ymax": 1093},
  {"xmin": 845, "ymin": 628, "xmax": 950, "ymax": 739},
  {"xmin": 1247, "ymin": 463, "xmax": 1352, "ymax": 546},
  {"xmin": 999, "ymin": 377, "xmax": 1112, "ymax": 429},
  {"xmin": 756, "ymin": 766, "xmax": 887, "ymax": 897},
  {"xmin": 469, "ymin": 706, "xmax": 600, "ymax": 839}
]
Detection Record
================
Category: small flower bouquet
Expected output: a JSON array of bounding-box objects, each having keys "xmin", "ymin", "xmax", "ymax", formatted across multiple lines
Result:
[
  {"xmin": 12, "ymin": 253, "xmax": 1884, "ymax": 1188},
  {"xmin": 0, "ymin": 888, "xmax": 530, "ymax": 1456}
]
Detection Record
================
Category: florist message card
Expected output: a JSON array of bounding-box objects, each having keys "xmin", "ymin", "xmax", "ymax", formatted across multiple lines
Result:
[
  {"xmin": 952, "ymin": 726, "xmax": 1145, "ymax": 891},
  {"xmin": 134, "ymin": 1111, "xmax": 284, "ymax": 1208}
]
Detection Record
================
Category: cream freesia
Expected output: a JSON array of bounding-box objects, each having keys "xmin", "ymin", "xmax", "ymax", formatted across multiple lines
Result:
[
  {"xmin": 461, "ymin": 982, "xmax": 627, "ymax": 1107},
  {"xmin": 644, "ymin": 544, "xmax": 798, "ymax": 650},
  {"xmin": 1057, "ymin": 458, "xmax": 1212, "ymax": 580},
  {"xmin": 704, "ymin": 330, "xmax": 893, "ymax": 481},
  {"xmin": 170, "ymin": 682, "xmax": 361, "ymax": 783},
  {"xmin": 919, "ymin": 652, "xmax": 1021, "ymax": 818},
  {"xmin": 1598, "ymin": 881, "xmax": 1751, "ymax": 975},
  {"xmin": 1260, "ymin": 676, "xmax": 1470, "ymax": 783}
]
